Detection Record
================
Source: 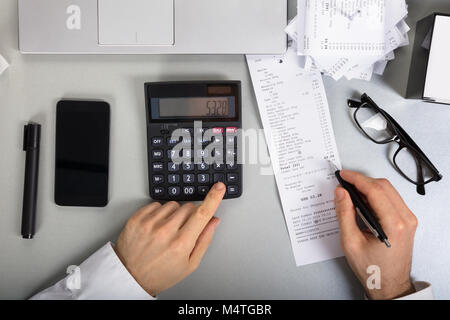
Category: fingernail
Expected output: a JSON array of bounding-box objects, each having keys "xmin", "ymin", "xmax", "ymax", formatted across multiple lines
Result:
[
  {"xmin": 335, "ymin": 188, "xmax": 345, "ymax": 202},
  {"xmin": 214, "ymin": 182, "xmax": 225, "ymax": 190}
]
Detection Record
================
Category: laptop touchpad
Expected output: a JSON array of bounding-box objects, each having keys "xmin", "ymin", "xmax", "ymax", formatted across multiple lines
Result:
[{"xmin": 98, "ymin": 0, "xmax": 174, "ymax": 45}]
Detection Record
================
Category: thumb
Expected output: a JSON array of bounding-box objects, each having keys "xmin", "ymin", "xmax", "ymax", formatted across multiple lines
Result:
[{"xmin": 334, "ymin": 187, "xmax": 364, "ymax": 242}]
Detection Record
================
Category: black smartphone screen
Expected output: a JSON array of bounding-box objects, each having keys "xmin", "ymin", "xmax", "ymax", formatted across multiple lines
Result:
[{"xmin": 55, "ymin": 100, "xmax": 110, "ymax": 207}]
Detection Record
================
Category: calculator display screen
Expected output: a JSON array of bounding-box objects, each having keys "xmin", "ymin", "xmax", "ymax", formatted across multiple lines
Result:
[{"xmin": 152, "ymin": 97, "xmax": 236, "ymax": 119}]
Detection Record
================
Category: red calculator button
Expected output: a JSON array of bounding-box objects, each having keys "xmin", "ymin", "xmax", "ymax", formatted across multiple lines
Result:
[
  {"xmin": 212, "ymin": 127, "xmax": 224, "ymax": 134},
  {"xmin": 226, "ymin": 127, "xmax": 238, "ymax": 134}
]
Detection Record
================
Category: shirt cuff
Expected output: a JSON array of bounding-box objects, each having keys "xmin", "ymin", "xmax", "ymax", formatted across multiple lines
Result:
[
  {"xmin": 31, "ymin": 242, "xmax": 155, "ymax": 300},
  {"xmin": 395, "ymin": 281, "xmax": 434, "ymax": 300}
]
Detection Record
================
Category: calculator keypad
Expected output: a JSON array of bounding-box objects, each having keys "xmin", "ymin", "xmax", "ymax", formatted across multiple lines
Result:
[{"xmin": 149, "ymin": 126, "xmax": 242, "ymax": 201}]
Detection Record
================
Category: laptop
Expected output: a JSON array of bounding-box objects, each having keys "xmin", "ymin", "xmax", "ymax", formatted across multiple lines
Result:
[{"xmin": 18, "ymin": 0, "xmax": 287, "ymax": 54}]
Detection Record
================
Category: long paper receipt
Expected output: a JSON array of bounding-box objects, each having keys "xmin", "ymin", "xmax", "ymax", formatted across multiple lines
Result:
[{"xmin": 247, "ymin": 46, "xmax": 344, "ymax": 266}]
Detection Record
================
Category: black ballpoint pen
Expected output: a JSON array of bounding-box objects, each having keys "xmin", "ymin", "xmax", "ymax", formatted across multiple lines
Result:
[
  {"xmin": 21, "ymin": 122, "xmax": 41, "ymax": 239},
  {"xmin": 330, "ymin": 162, "xmax": 391, "ymax": 248}
]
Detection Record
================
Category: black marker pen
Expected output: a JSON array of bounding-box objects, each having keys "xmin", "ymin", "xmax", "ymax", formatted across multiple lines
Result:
[{"xmin": 21, "ymin": 122, "xmax": 41, "ymax": 239}]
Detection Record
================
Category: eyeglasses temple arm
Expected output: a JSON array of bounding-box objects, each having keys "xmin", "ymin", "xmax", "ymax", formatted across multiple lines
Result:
[
  {"xmin": 347, "ymin": 99, "xmax": 362, "ymax": 108},
  {"xmin": 415, "ymin": 158, "xmax": 426, "ymax": 195}
]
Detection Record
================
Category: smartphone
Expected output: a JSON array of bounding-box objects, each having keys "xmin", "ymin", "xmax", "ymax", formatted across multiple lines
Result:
[{"xmin": 55, "ymin": 100, "xmax": 110, "ymax": 207}]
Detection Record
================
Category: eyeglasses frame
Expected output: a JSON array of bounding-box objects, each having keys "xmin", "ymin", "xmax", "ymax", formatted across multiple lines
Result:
[{"xmin": 348, "ymin": 93, "xmax": 442, "ymax": 195}]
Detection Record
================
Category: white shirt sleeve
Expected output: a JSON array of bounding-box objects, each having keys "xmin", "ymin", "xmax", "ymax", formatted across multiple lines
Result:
[
  {"xmin": 365, "ymin": 281, "xmax": 434, "ymax": 300},
  {"xmin": 30, "ymin": 242, "xmax": 155, "ymax": 300},
  {"xmin": 395, "ymin": 281, "xmax": 434, "ymax": 300}
]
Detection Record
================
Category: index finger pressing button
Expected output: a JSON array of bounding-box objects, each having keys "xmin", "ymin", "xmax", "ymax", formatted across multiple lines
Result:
[{"xmin": 181, "ymin": 183, "xmax": 226, "ymax": 243}]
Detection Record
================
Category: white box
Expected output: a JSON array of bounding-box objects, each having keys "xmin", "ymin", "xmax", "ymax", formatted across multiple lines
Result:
[
  {"xmin": 423, "ymin": 15, "xmax": 450, "ymax": 104},
  {"xmin": 407, "ymin": 13, "xmax": 450, "ymax": 105}
]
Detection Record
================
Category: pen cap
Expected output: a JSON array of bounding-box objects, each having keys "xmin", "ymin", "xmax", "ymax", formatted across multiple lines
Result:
[{"xmin": 23, "ymin": 123, "xmax": 41, "ymax": 151}]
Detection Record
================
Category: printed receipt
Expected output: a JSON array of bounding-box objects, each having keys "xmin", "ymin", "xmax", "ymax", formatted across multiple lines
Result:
[
  {"xmin": 302, "ymin": 0, "xmax": 386, "ymax": 57},
  {"xmin": 247, "ymin": 46, "xmax": 344, "ymax": 266}
]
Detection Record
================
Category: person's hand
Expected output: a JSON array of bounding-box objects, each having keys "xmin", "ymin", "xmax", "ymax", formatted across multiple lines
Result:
[
  {"xmin": 334, "ymin": 170, "xmax": 418, "ymax": 300},
  {"xmin": 114, "ymin": 182, "xmax": 226, "ymax": 297}
]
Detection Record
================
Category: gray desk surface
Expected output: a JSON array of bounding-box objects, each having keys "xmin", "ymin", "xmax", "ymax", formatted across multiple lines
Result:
[{"xmin": 1, "ymin": 0, "xmax": 449, "ymax": 300}]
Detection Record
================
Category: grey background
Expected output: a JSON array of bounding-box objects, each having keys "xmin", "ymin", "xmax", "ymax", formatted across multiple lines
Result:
[{"xmin": 0, "ymin": 0, "xmax": 449, "ymax": 300}]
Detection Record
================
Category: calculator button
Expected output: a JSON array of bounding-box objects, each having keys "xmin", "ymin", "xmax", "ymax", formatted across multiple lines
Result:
[
  {"xmin": 183, "ymin": 174, "xmax": 195, "ymax": 184},
  {"xmin": 168, "ymin": 162, "xmax": 180, "ymax": 172},
  {"xmin": 183, "ymin": 186, "xmax": 195, "ymax": 196},
  {"xmin": 212, "ymin": 127, "xmax": 224, "ymax": 134},
  {"xmin": 168, "ymin": 174, "xmax": 180, "ymax": 184},
  {"xmin": 196, "ymin": 128, "xmax": 210, "ymax": 141},
  {"xmin": 182, "ymin": 163, "xmax": 194, "ymax": 171},
  {"xmin": 227, "ymin": 163, "xmax": 238, "ymax": 170},
  {"xmin": 153, "ymin": 175, "xmax": 164, "ymax": 184},
  {"xmin": 213, "ymin": 173, "xmax": 225, "ymax": 183},
  {"xmin": 213, "ymin": 163, "xmax": 225, "ymax": 170},
  {"xmin": 176, "ymin": 129, "xmax": 193, "ymax": 143},
  {"xmin": 226, "ymin": 149, "xmax": 237, "ymax": 158},
  {"xmin": 179, "ymin": 128, "xmax": 193, "ymax": 135},
  {"xmin": 227, "ymin": 185, "xmax": 239, "ymax": 195},
  {"xmin": 152, "ymin": 150, "xmax": 163, "ymax": 160},
  {"xmin": 152, "ymin": 162, "xmax": 164, "ymax": 171},
  {"xmin": 196, "ymin": 136, "xmax": 210, "ymax": 146},
  {"xmin": 196, "ymin": 149, "xmax": 209, "ymax": 158},
  {"xmin": 226, "ymin": 136, "xmax": 236, "ymax": 145},
  {"xmin": 212, "ymin": 135, "xmax": 223, "ymax": 144},
  {"xmin": 167, "ymin": 137, "xmax": 181, "ymax": 146},
  {"xmin": 226, "ymin": 127, "xmax": 238, "ymax": 134},
  {"xmin": 181, "ymin": 137, "xmax": 193, "ymax": 145},
  {"xmin": 212, "ymin": 149, "xmax": 223, "ymax": 158},
  {"xmin": 153, "ymin": 187, "xmax": 165, "ymax": 196},
  {"xmin": 151, "ymin": 137, "xmax": 163, "ymax": 146},
  {"xmin": 183, "ymin": 149, "xmax": 193, "ymax": 159},
  {"xmin": 197, "ymin": 174, "xmax": 210, "ymax": 184},
  {"xmin": 168, "ymin": 186, "xmax": 181, "ymax": 197},
  {"xmin": 168, "ymin": 149, "xmax": 181, "ymax": 160},
  {"xmin": 197, "ymin": 163, "xmax": 209, "ymax": 171},
  {"xmin": 198, "ymin": 186, "xmax": 210, "ymax": 195},
  {"xmin": 195, "ymin": 128, "xmax": 207, "ymax": 135},
  {"xmin": 227, "ymin": 173, "xmax": 238, "ymax": 183}
]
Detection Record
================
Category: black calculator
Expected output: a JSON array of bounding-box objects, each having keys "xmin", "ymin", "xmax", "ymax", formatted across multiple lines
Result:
[{"xmin": 145, "ymin": 81, "xmax": 243, "ymax": 201}]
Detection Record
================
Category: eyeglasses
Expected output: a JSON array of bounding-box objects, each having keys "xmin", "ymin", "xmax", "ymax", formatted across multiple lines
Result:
[{"xmin": 348, "ymin": 93, "xmax": 442, "ymax": 196}]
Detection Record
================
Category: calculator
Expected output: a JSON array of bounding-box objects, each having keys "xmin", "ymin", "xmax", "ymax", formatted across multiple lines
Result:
[{"xmin": 145, "ymin": 81, "xmax": 243, "ymax": 201}]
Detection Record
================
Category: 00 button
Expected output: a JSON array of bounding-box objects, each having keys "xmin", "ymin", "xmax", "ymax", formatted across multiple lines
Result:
[{"xmin": 183, "ymin": 186, "xmax": 195, "ymax": 195}]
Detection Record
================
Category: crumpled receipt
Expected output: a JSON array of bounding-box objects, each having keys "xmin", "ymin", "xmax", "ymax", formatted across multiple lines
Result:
[{"xmin": 0, "ymin": 54, "xmax": 9, "ymax": 75}]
